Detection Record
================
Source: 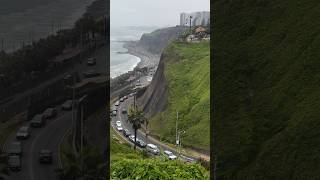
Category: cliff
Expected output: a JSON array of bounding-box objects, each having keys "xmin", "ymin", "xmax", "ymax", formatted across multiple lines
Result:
[{"xmin": 138, "ymin": 41, "xmax": 210, "ymax": 151}]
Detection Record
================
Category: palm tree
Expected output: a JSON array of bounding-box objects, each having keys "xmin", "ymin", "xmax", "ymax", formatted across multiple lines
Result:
[{"xmin": 128, "ymin": 108, "xmax": 146, "ymax": 150}]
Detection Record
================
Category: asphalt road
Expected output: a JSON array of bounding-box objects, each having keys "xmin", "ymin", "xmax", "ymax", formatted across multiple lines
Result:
[
  {"xmin": 111, "ymin": 96, "xmax": 196, "ymax": 162},
  {"xmin": 3, "ymin": 46, "xmax": 108, "ymax": 180},
  {"xmin": 0, "ymin": 45, "xmax": 108, "ymax": 123},
  {"xmin": 5, "ymin": 106, "xmax": 72, "ymax": 180}
]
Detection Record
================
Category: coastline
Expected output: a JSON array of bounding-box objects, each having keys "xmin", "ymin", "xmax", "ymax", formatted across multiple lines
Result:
[
  {"xmin": 123, "ymin": 41, "xmax": 161, "ymax": 70},
  {"xmin": 110, "ymin": 41, "xmax": 160, "ymax": 98}
]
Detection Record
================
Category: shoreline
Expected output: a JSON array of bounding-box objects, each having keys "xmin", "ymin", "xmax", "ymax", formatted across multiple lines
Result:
[{"xmin": 111, "ymin": 40, "xmax": 160, "ymax": 80}]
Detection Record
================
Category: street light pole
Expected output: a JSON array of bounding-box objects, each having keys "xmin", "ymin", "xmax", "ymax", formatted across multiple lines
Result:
[{"xmin": 176, "ymin": 111, "xmax": 179, "ymax": 146}]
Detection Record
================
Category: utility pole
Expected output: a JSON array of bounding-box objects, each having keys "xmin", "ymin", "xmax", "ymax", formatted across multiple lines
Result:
[
  {"xmin": 189, "ymin": 16, "xmax": 193, "ymax": 31},
  {"xmin": 176, "ymin": 111, "xmax": 179, "ymax": 146}
]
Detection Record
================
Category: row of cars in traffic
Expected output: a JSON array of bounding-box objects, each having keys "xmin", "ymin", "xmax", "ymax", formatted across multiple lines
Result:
[
  {"xmin": 112, "ymin": 94, "xmax": 178, "ymax": 160},
  {"xmin": 6, "ymin": 99, "xmax": 73, "ymax": 171},
  {"xmin": 115, "ymin": 120, "xmax": 177, "ymax": 160}
]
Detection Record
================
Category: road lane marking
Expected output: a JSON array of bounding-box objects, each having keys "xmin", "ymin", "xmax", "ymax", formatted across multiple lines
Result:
[{"xmin": 29, "ymin": 112, "xmax": 71, "ymax": 180}]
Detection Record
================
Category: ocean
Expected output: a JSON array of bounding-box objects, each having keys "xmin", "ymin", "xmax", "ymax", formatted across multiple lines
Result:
[
  {"xmin": 0, "ymin": 0, "xmax": 95, "ymax": 52},
  {"xmin": 110, "ymin": 26, "xmax": 157, "ymax": 78}
]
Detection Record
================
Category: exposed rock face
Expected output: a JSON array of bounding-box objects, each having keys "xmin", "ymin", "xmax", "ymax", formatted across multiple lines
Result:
[
  {"xmin": 180, "ymin": 11, "xmax": 210, "ymax": 26},
  {"xmin": 137, "ymin": 53, "xmax": 168, "ymax": 117}
]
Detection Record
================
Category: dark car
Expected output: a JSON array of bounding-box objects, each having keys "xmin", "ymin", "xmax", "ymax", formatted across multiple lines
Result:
[
  {"xmin": 8, "ymin": 155, "xmax": 21, "ymax": 171},
  {"xmin": 43, "ymin": 108, "xmax": 57, "ymax": 119},
  {"xmin": 83, "ymin": 71, "xmax": 100, "ymax": 78},
  {"xmin": 86, "ymin": 57, "xmax": 96, "ymax": 66},
  {"xmin": 122, "ymin": 129, "xmax": 131, "ymax": 137},
  {"xmin": 7, "ymin": 142, "xmax": 22, "ymax": 156},
  {"xmin": 136, "ymin": 139, "xmax": 146, "ymax": 148},
  {"xmin": 30, "ymin": 114, "xmax": 45, "ymax": 128},
  {"xmin": 122, "ymin": 108, "xmax": 127, "ymax": 114},
  {"xmin": 39, "ymin": 150, "xmax": 53, "ymax": 164},
  {"xmin": 62, "ymin": 100, "xmax": 73, "ymax": 110}
]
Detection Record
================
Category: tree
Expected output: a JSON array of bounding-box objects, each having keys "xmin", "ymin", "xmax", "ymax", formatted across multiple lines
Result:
[
  {"xmin": 56, "ymin": 147, "xmax": 107, "ymax": 180},
  {"xmin": 128, "ymin": 108, "xmax": 146, "ymax": 150}
]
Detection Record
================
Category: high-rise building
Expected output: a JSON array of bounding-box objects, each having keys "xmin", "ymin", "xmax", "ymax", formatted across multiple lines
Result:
[{"xmin": 180, "ymin": 11, "xmax": 210, "ymax": 27}]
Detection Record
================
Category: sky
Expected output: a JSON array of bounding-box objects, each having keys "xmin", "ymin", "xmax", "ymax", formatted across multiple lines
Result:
[{"xmin": 111, "ymin": 0, "xmax": 210, "ymax": 27}]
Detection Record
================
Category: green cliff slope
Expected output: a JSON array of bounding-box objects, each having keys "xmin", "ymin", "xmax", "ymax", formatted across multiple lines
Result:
[
  {"xmin": 213, "ymin": 0, "xmax": 320, "ymax": 179},
  {"xmin": 148, "ymin": 41, "xmax": 210, "ymax": 151}
]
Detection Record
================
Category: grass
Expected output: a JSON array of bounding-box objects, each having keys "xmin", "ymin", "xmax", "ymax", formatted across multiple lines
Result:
[
  {"xmin": 148, "ymin": 41, "xmax": 210, "ymax": 151},
  {"xmin": 212, "ymin": 0, "xmax": 320, "ymax": 179},
  {"xmin": 0, "ymin": 112, "xmax": 25, "ymax": 149}
]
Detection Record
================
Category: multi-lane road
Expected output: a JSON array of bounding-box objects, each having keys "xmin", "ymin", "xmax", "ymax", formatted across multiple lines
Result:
[
  {"xmin": 111, "ymin": 96, "xmax": 196, "ymax": 162},
  {"xmin": 4, "ymin": 106, "xmax": 72, "ymax": 180},
  {"xmin": 3, "ymin": 46, "xmax": 108, "ymax": 180}
]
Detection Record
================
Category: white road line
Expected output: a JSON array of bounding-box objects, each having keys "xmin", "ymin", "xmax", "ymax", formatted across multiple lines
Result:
[{"xmin": 29, "ymin": 112, "xmax": 70, "ymax": 180}]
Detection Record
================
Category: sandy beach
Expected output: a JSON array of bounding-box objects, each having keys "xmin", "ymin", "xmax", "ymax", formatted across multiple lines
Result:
[{"xmin": 123, "ymin": 41, "xmax": 161, "ymax": 69}]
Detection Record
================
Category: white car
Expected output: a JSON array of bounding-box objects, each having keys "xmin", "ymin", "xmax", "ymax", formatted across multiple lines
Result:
[
  {"xmin": 116, "ymin": 121, "xmax": 121, "ymax": 127},
  {"xmin": 146, "ymin": 144, "xmax": 160, "ymax": 155},
  {"xmin": 116, "ymin": 126, "xmax": 123, "ymax": 131},
  {"xmin": 128, "ymin": 135, "xmax": 135, "ymax": 142},
  {"xmin": 16, "ymin": 126, "xmax": 30, "ymax": 140},
  {"xmin": 164, "ymin": 150, "xmax": 177, "ymax": 160}
]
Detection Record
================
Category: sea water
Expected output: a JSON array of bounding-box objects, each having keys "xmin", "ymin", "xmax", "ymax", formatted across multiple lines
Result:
[{"xmin": 110, "ymin": 26, "xmax": 157, "ymax": 78}]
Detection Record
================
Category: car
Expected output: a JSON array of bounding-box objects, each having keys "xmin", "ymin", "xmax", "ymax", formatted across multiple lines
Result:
[
  {"xmin": 146, "ymin": 144, "xmax": 160, "ymax": 155},
  {"xmin": 181, "ymin": 155, "xmax": 195, "ymax": 163},
  {"xmin": 30, "ymin": 114, "xmax": 46, "ymax": 128},
  {"xmin": 7, "ymin": 142, "xmax": 22, "ymax": 156},
  {"xmin": 16, "ymin": 126, "xmax": 30, "ymax": 140},
  {"xmin": 119, "ymin": 98, "xmax": 124, "ymax": 102},
  {"xmin": 63, "ymin": 74, "xmax": 72, "ymax": 81},
  {"xmin": 8, "ymin": 155, "xmax": 21, "ymax": 171},
  {"xmin": 164, "ymin": 150, "xmax": 177, "ymax": 160},
  {"xmin": 86, "ymin": 57, "xmax": 96, "ymax": 66},
  {"xmin": 112, "ymin": 110, "xmax": 117, "ymax": 116},
  {"xmin": 43, "ymin": 108, "xmax": 57, "ymax": 119},
  {"xmin": 62, "ymin": 100, "xmax": 73, "ymax": 110},
  {"xmin": 114, "ymin": 101, "xmax": 120, "ymax": 106},
  {"xmin": 122, "ymin": 109, "xmax": 127, "ymax": 114},
  {"xmin": 123, "ymin": 95, "xmax": 128, "ymax": 100},
  {"xmin": 122, "ymin": 129, "xmax": 131, "ymax": 137},
  {"xmin": 128, "ymin": 135, "xmax": 135, "ymax": 143},
  {"xmin": 83, "ymin": 70, "xmax": 100, "ymax": 78},
  {"xmin": 39, "ymin": 149, "xmax": 53, "ymax": 164},
  {"xmin": 116, "ymin": 121, "xmax": 121, "ymax": 127},
  {"xmin": 136, "ymin": 139, "xmax": 146, "ymax": 148},
  {"xmin": 116, "ymin": 125, "xmax": 123, "ymax": 131},
  {"xmin": 168, "ymin": 154, "xmax": 177, "ymax": 160}
]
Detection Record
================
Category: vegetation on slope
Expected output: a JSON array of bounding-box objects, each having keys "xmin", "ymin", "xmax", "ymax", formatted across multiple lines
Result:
[
  {"xmin": 111, "ymin": 127, "xmax": 209, "ymax": 179},
  {"xmin": 212, "ymin": 0, "xmax": 320, "ymax": 179},
  {"xmin": 149, "ymin": 41, "xmax": 210, "ymax": 151},
  {"xmin": 111, "ymin": 158, "xmax": 209, "ymax": 180}
]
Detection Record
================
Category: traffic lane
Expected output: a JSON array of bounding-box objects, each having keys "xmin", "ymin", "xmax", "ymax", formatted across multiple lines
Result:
[
  {"xmin": 116, "ymin": 97, "xmax": 194, "ymax": 161},
  {"xmin": 5, "ymin": 107, "xmax": 71, "ymax": 180},
  {"xmin": 112, "ymin": 97, "xmax": 143, "ymax": 140},
  {"xmin": 32, "ymin": 112, "xmax": 72, "ymax": 180},
  {"xmin": 77, "ymin": 46, "xmax": 108, "ymax": 78}
]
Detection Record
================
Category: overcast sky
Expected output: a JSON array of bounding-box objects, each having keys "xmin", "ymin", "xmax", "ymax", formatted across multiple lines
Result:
[{"xmin": 111, "ymin": 0, "xmax": 210, "ymax": 27}]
